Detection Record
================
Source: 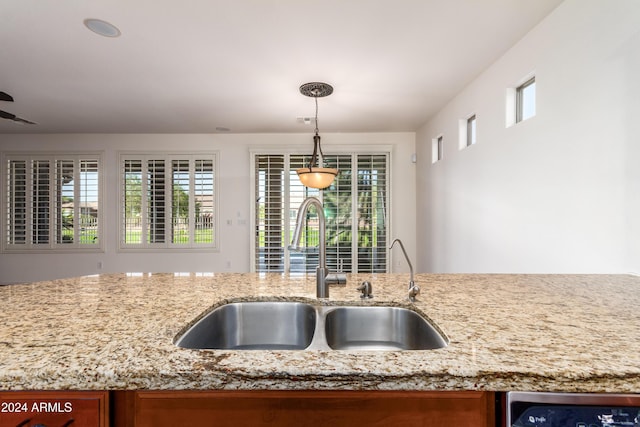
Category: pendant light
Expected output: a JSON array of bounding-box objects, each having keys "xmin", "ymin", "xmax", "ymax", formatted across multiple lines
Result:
[{"xmin": 297, "ymin": 82, "xmax": 338, "ymax": 189}]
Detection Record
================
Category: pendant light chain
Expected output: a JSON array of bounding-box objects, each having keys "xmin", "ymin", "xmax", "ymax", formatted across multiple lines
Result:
[
  {"xmin": 314, "ymin": 95, "xmax": 319, "ymax": 135},
  {"xmin": 310, "ymin": 94, "xmax": 326, "ymax": 169}
]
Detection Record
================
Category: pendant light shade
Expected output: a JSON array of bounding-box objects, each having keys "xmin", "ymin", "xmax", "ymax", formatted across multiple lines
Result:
[
  {"xmin": 296, "ymin": 82, "xmax": 338, "ymax": 189},
  {"xmin": 297, "ymin": 169, "xmax": 337, "ymax": 188}
]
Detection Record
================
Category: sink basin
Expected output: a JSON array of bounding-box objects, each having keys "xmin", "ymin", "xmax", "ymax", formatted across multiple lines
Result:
[
  {"xmin": 175, "ymin": 302, "xmax": 317, "ymax": 350},
  {"xmin": 175, "ymin": 301, "xmax": 448, "ymax": 351},
  {"xmin": 324, "ymin": 306, "xmax": 448, "ymax": 350}
]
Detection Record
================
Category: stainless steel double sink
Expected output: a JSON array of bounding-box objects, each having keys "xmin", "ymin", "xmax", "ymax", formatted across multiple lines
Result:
[{"xmin": 175, "ymin": 301, "xmax": 448, "ymax": 351}]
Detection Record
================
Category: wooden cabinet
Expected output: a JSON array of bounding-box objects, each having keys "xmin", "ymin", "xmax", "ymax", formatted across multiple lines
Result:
[
  {"xmin": 0, "ymin": 389, "xmax": 495, "ymax": 426},
  {"xmin": 0, "ymin": 391, "xmax": 108, "ymax": 427},
  {"xmin": 114, "ymin": 390, "xmax": 495, "ymax": 427}
]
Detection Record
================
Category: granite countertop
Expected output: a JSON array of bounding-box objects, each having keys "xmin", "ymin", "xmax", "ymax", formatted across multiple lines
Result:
[{"xmin": 1, "ymin": 273, "xmax": 640, "ymax": 392}]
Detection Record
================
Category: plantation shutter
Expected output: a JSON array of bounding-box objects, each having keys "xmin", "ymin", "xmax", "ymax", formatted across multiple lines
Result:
[
  {"xmin": 355, "ymin": 154, "xmax": 388, "ymax": 273},
  {"xmin": 4, "ymin": 155, "xmax": 101, "ymax": 250},
  {"xmin": 120, "ymin": 154, "xmax": 216, "ymax": 249},
  {"xmin": 255, "ymin": 154, "xmax": 286, "ymax": 272},
  {"xmin": 194, "ymin": 159, "xmax": 215, "ymax": 244},
  {"xmin": 254, "ymin": 152, "xmax": 388, "ymax": 273}
]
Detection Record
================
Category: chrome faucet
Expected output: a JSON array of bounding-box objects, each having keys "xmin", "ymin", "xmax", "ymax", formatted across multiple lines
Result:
[
  {"xmin": 289, "ymin": 197, "xmax": 346, "ymax": 298},
  {"xmin": 390, "ymin": 238, "xmax": 420, "ymax": 302}
]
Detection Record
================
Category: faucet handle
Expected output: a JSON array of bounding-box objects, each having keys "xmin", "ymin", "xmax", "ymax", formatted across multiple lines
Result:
[
  {"xmin": 357, "ymin": 281, "xmax": 373, "ymax": 299},
  {"xmin": 408, "ymin": 282, "xmax": 420, "ymax": 302}
]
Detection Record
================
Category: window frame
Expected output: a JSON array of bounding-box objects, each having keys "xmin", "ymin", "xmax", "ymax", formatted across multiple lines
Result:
[
  {"xmin": 2, "ymin": 151, "xmax": 104, "ymax": 253},
  {"xmin": 466, "ymin": 114, "xmax": 477, "ymax": 147},
  {"xmin": 516, "ymin": 76, "xmax": 536, "ymax": 123},
  {"xmin": 506, "ymin": 72, "xmax": 536, "ymax": 128},
  {"xmin": 459, "ymin": 114, "xmax": 477, "ymax": 150},
  {"xmin": 118, "ymin": 151, "xmax": 219, "ymax": 252},
  {"xmin": 250, "ymin": 146, "xmax": 391, "ymax": 274},
  {"xmin": 432, "ymin": 135, "xmax": 444, "ymax": 163}
]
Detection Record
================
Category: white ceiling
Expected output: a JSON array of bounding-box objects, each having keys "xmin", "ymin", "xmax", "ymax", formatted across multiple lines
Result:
[{"xmin": 0, "ymin": 0, "xmax": 563, "ymax": 134}]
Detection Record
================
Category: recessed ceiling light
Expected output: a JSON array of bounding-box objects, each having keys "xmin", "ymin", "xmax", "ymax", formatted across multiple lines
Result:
[{"xmin": 84, "ymin": 19, "xmax": 121, "ymax": 38}]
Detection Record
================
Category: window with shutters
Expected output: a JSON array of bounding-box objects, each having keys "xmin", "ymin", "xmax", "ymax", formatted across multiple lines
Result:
[
  {"xmin": 3, "ymin": 153, "xmax": 102, "ymax": 252},
  {"xmin": 254, "ymin": 152, "xmax": 388, "ymax": 273},
  {"xmin": 120, "ymin": 153, "xmax": 217, "ymax": 250}
]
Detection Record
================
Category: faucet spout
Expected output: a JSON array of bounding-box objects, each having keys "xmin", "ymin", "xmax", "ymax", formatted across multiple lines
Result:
[
  {"xmin": 390, "ymin": 238, "xmax": 420, "ymax": 302},
  {"xmin": 290, "ymin": 197, "xmax": 345, "ymax": 298}
]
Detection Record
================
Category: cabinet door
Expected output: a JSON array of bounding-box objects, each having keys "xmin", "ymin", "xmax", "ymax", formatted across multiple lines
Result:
[
  {"xmin": 131, "ymin": 390, "xmax": 495, "ymax": 427},
  {"xmin": 0, "ymin": 391, "xmax": 108, "ymax": 427}
]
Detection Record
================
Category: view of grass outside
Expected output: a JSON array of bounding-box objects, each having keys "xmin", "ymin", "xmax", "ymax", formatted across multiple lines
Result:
[
  {"xmin": 60, "ymin": 214, "xmax": 99, "ymax": 243},
  {"xmin": 123, "ymin": 224, "xmax": 214, "ymax": 244}
]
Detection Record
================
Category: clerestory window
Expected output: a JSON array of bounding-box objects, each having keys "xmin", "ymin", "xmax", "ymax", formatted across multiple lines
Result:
[
  {"xmin": 516, "ymin": 77, "xmax": 536, "ymax": 123},
  {"xmin": 432, "ymin": 135, "xmax": 444, "ymax": 163},
  {"xmin": 467, "ymin": 115, "xmax": 477, "ymax": 146}
]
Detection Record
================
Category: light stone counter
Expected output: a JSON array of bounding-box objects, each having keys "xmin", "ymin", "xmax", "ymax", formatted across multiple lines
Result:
[{"xmin": 1, "ymin": 273, "xmax": 640, "ymax": 392}]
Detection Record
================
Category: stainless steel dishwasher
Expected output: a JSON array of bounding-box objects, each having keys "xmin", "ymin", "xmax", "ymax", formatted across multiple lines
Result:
[{"xmin": 506, "ymin": 391, "xmax": 640, "ymax": 427}]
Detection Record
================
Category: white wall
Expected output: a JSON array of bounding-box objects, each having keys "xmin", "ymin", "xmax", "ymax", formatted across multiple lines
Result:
[
  {"xmin": 0, "ymin": 132, "xmax": 416, "ymax": 283},
  {"xmin": 416, "ymin": 0, "xmax": 640, "ymax": 273}
]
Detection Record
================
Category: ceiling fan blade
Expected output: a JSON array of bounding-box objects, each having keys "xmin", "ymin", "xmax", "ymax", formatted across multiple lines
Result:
[
  {"xmin": 0, "ymin": 110, "xmax": 15, "ymax": 119},
  {"xmin": 14, "ymin": 116, "xmax": 37, "ymax": 125},
  {"xmin": 0, "ymin": 92, "xmax": 14, "ymax": 102},
  {"xmin": 0, "ymin": 109, "xmax": 36, "ymax": 125},
  {"xmin": 13, "ymin": 117, "xmax": 37, "ymax": 125}
]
